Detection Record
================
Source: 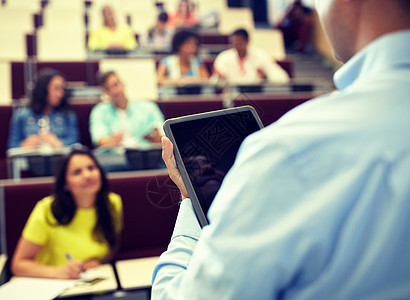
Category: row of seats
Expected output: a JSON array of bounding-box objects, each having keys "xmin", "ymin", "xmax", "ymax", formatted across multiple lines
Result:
[
  {"xmin": 0, "ymin": 0, "xmax": 270, "ymax": 61},
  {"xmin": 1, "ymin": 57, "xmax": 293, "ymax": 102},
  {"xmin": 0, "ymin": 93, "xmax": 317, "ymax": 179}
]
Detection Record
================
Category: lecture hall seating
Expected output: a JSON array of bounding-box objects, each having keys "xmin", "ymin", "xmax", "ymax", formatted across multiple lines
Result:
[{"xmin": 0, "ymin": 92, "xmax": 318, "ymax": 179}]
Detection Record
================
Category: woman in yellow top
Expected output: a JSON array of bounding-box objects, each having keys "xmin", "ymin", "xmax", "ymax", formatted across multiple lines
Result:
[
  {"xmin": 88, "ymin": 5, "xmax": 137, "ymax": 51},
  {"xmin": 11, "ymin": 146, "xmax": 123, "ymax": 279}
]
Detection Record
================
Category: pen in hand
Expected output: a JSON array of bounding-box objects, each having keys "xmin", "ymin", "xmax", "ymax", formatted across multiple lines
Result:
[
  {"xmin": 64, "ymin": 253, "xmax": 84, "ymax": 279},
  {"xmin": 65, "ymin": 253, "xmax": 73, "ymax": 261}
]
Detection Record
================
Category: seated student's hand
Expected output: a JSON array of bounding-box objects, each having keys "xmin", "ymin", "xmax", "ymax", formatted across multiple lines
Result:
[
  {"xmin": 107, "ymin": 43, "xmax": 125, "ymax": 49},
  {"xmin": 110, "ymin": 132, "xmax": 124, "ymax": 147},
  {"xmin": 21, "ymin": 135, "xmax": 42, "ymax": 148},
  {"xmin": 39, "ymin": 130, "xmax": 64, "ymax": 148},
  {"xmin": 55, "ymin": 259, "xmax": 84, "ymax": 279},
  {"xmin": 98, "ymin": 132, "xmax": 124, "ymax": 148},
  {"xmin": 161, "ymin": 137, "xmax": 189, "ymax": 199},
  {"xmin": 144, "ymin": 128, "xmax": 162, "ymax": 143},
  {"xmin": 83, "ymin": 258, "xmax": 101, "ymax": 271},
  {"xmin": 256, "ymin": 68, "xmax": 268, "ymax": 80}
]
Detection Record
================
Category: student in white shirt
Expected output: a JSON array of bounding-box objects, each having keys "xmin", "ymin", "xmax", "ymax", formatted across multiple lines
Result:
[{"xmin": 213, "ymin": 28, "xmax": 290, "ymax": 84}]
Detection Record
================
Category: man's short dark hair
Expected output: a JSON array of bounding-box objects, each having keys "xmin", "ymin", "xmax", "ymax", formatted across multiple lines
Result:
[
  {"xmin": 158, "ymin": 11, "xmax": 168, "ymax": 23},
  {"xmin": 232, "ymin": 28, "xmax": 249, "ymax": 41},
  {"xmin": 171, "ymin": 30, "xmax": 200, "ymax": 53},
  {"xmin": 98, "ymin": 70, "xmax": 116, "ymax": 86}
]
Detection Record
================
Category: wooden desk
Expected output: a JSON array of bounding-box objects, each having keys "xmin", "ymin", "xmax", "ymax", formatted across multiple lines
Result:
[{"xmin": 115, "ymin": 256, "xmax": 159, "ymax": 290}]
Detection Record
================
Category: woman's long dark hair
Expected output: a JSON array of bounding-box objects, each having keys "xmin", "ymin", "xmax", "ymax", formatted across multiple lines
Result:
[
  {"xmin": 30, "ymin": 69, "xmax": 71, "ymax": 115},
  {"xmin": 50, "ymin": 146, "xmax": 117, "ymax": 248}
]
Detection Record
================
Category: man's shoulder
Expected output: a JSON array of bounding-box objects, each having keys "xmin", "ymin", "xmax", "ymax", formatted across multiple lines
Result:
[
  {"xmin": 129, "ymin": 99, "xmax": 159, "ymax": 109},
  {"xmin": 248, "ymin": 47, "xmax": 270, "ymax": 59},
  {"xmin": 91, "ymin": 101, "xmax": 112, "ymax": 112},
  {"xmin": 216, "ymin": 48, "xmax": 236, "ymax": 59}
]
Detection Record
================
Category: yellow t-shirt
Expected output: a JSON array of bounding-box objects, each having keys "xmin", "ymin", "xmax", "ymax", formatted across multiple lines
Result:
[
  {"xmin": 88, "ymin": 25, "xmax": 138, "ymax": 50},
  {"xmin": 22, "ymin": 193, "xmax": 123, "ymax": 266}
]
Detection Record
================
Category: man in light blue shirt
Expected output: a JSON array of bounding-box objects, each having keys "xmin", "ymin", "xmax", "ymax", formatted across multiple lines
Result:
[
  {"xmin": 152, "ymin": 0, "xmax": 410, "ymax": 299},
  {"xmin": 89, "ymin": 71, "xmax": 164, "ymax": 148}
]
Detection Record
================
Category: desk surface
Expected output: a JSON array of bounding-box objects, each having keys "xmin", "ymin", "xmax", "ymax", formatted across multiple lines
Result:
[
  {"xmin": 59, "ymin": 264, "xmax": 118, "ymax": 298},
  {"xmin": 115, "ymin": 256, "xmax": 159, "ymax": 290}
]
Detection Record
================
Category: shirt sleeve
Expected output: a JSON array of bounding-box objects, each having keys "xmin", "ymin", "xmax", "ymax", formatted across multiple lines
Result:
[
  {"xmin": 109, "ymin": 192, "xmax": 124, "ymax": 234},
  {"xmin": 151, "ymin": 198, "xmax": 202, "ymax": 299},
  {"xmin": 89, "ymin": 103, "xmax": 111, "ymax": 146},
  {"xmin": 258, "ymin": 50, "xmax": 290, "ymax": 83},
  {"xmin": 123, "ymin": 26, "xmax": 138, "ymax": 50},
  {"xmin": 60, "ymin": 111, "xmax": 79, "ymax": 146},
  {"xmin": 151, "ymin": 132, "xmax": 332, "ymax": 299},
  {"xmin": 22, "ymin": 198, "xmax": 52, "ymax": 246},
  {"xmin": 147, "ymin": 101, "xmax": 165, "ymax": 135},
  {"xmin": 87, "ymin": 30, "xmax": 100, "ymax": 51},
  {"xmin": 8, "ymin": 108, "xmax": 26, "ymax": 149},
  {"xmin": 213, "ymin": 52, "xmax": 227, "ymax": 77}
]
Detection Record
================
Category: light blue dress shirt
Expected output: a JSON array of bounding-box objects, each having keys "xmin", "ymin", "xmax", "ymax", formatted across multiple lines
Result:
[
  {"xmin": 8, "ymin": 107, "xmax": 79, "ymax": 149},
  {"xmin": 89, "ymin": 99, "xmax": 164, "ymax": 146},
  {"xmin": 152, "ymin": 30, "xmax": 410, "ymax": 299}
]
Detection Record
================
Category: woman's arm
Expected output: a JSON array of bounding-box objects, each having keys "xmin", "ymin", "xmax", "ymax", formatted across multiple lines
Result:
[
  {"xmin": 60, "ymin": 111, "xmax": 80, "ymax": 146},
  {"xmin": 199, "ymin": 63, "xmax": 210, "ymax": 79},
  {"xmin": 157, "ymin": 63, "xmax": 178, "ymax": 85},
  {"xmin": 11, "ymin": 237, "xmax": 84, "ymax": 279},
  {"xmin": 8, "ymin": 110, "xmax": 41, "ymax": 149}
]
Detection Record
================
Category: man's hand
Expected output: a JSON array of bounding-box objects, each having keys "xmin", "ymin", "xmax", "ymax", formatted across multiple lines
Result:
[
  {"xmin": 144, "ymin": 128, "xmax": 162, "ymax": 143},
  {"xmin": 98, "ymin": 132, "xmax": 124, "ymax": 148},
  {"xmin": 161, "ymin": 137, "xmax": 189, "ymax": 199}
]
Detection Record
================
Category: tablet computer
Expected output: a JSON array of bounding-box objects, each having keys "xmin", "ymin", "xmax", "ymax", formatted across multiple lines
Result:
[{"xmin": 163, "ymin": 106, "xmax": 263, "ymax": 227}]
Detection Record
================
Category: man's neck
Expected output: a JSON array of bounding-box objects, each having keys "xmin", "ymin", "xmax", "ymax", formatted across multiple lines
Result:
[
  {"xmin": 179, "ymin": 55, "xmax": 191, "ymax": 65},
  {"xmin": 114, "ymin": 97, "xmax": 128, "ymax": 110},
  {"xmin": 237, "ymin": 49, "xmax": 247, "ymax": 58},
  {"xmin": 354, "ymin": 0, "xmax": 410, "ymax": 58}
]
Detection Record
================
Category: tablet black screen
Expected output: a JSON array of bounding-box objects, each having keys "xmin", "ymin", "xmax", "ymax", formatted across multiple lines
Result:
[{"xmin": 169, "ymin": 109, "xmax": 262, "ymax": 220}]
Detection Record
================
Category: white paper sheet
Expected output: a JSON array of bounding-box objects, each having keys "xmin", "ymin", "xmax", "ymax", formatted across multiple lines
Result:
[{"xmin": 0, "ymin": 277, "xmax": 78, "ymax": 300}]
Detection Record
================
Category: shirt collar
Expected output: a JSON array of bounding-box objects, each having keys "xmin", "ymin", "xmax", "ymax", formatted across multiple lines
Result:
[{"xmin": 334, "ymin": 30, "xmax": 410, "ymax": 91}]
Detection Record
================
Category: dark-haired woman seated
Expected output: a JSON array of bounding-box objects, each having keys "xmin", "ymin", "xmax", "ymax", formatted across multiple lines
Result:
[
  {"xmin": 11, "ymin": 147, "xmax": 123, "ymax": 279},
  {"xmin": 7, "ymin": 70, "xmax": 79, "ymax": 149},
  {"xmin": 157, "ymin": 30, "xmax": 209, "ymax": 86}
]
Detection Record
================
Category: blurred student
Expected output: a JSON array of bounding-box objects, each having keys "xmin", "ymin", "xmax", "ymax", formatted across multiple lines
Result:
[
  {"xmin": 11, "ymin": 147, "xmax": 123, "ymax": 279},
  {"xmin": 88, "ymin": 5, "xmax": 138, "ymax": 51},
  {"xmin": 90, "ymin": 71, "xmax": 164, "ymax": 148},
  {"xmin": 167, "ymin": 0, "xmax": 199, "ymax": 29},
  {"xmin": 8, "ymin": 70, "xmax": 79, "ymax": 149},
  {"xmin": 213, "ymin": 28, "xmax": 289, "ymax": 84},
  {"xmin": 276, "ymin": 0, "xmax": 314, "ymax": 53},
  {"xmin": 157, "ymin": 30, "xmax": 209, "ymax": 85},
  {"xmin": 146, "ymin": 11, "xmax": 173, "ymax": 51}
]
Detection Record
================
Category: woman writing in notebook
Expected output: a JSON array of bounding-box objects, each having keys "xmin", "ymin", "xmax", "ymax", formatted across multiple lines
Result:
[{"xmin": 11, "ymin": 147, "xmax": 123, "ymax": 279}]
